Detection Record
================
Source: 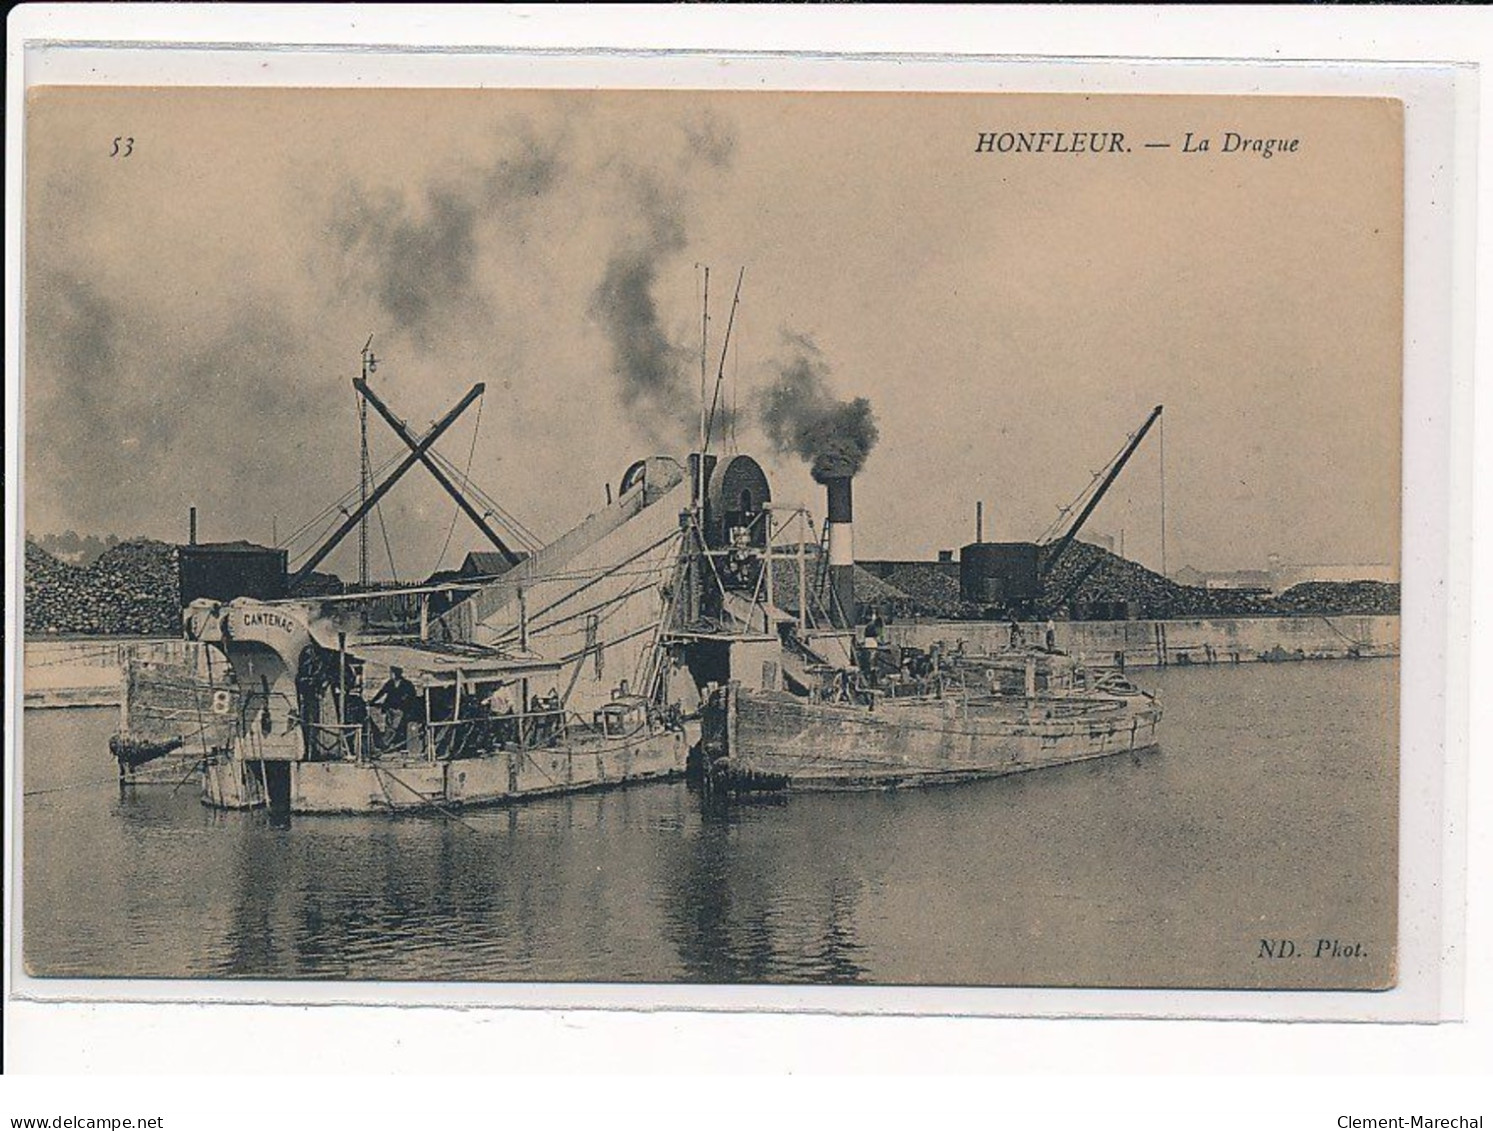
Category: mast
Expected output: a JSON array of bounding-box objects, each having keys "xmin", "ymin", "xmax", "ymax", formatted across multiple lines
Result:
[
  {"xmin": 358, "ymin": 337, "xmax": 377, "ymax": 588},
  {"xmin": 704, "ymin": 266, "xmax": 745, "ymax": 453},
  {"xmin": 697, "ymin": 266, "xmax": 709, "ymax": 507},
  {"xmin": 353, "ymin": 379, "xmax": 518, "ymax": 566}
]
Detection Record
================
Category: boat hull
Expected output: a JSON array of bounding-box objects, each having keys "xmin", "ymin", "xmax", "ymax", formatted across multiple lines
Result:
[
  {"xmin": 704, "ymin": 684, "xmax": 1161, "ymax": 791},
  {"xmin": 201, "ymin": 727, "xmax": 691, "ymax": 814}
]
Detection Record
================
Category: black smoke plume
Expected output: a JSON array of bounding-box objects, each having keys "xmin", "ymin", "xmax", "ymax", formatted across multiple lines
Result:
[
  {"xmin": 333, "ymin": 185, "xmax": 479, "ymax": 343},
  {"xmin": 757, "ymin": 331, "xmax": 878, "ymax": 483},
  {"xmin": 589, "ymin": 176, "xmax": 697, "ymax": 446},
  {"xmin": 25, "ymin": 266, "xmax": 328, "ymax": 538},
  {"xmin": 332, "ymin": 128, "xmax": 565, "ymax": 344}
]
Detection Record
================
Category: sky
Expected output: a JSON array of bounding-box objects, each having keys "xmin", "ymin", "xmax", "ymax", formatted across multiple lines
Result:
[{"xmin": 23, "ymin": 89, "xmax": 1402, "ymax": 580}]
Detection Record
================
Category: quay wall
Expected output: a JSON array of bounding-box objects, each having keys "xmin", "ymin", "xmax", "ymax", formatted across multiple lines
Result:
[
  {"xmin": 886, "ymin": 615, "xmax": 1399, "ymax": 669},
  {"xmin": 24, "ymin": 615, "xmax": 1401, "ymax": 708},
  {"xmin": 24, "ymin": 636, "xmax": 194, "ymax": 708}
]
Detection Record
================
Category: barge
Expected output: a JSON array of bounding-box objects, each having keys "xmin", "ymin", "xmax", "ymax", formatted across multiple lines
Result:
[
  {"xmin": 114, "ymin": 442, "xmax": 1162, "ymax": 810},
  {"xmin": 662, "ymin": 453, "xmax": 1163, "ymax": 795},
  {"xmin": 699, "ymin": 654, "xmax": 1161, "ymax": 793},
  {"xmin": 178, "ymin": 598, "xmax": 689, "ymax": 813}
]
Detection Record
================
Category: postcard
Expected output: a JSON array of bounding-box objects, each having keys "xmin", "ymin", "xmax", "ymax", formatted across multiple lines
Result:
[{"xmin": 12, "ymin": 77, "xmax": 1443, "ymax": 1010}]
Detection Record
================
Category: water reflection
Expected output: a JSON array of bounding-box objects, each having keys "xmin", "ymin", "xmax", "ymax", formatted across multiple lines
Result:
[
  {"xmin": 659, "ymin": 797, "xmax": 868, "ymax": 983},
  {"xmin": 23, "ymin": 660, "xmax": 1400, "ymax": 988}
]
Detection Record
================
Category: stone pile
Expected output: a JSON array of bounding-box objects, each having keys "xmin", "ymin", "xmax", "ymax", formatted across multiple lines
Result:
[
  {"xmin": 25, "ymin": 539, "xmax": 181, "ymax": 636},
  {"xmin": 1037, "ymin": 541, "xmax": 1250, "ymax": 619},
  {"xmin": 1269, "ymin": 581, "xmax": 1399, "ymax": 616},
  {"xmin": 872, "ymin": 564, "xmax": 964, "ymax": 618},
  {"xmin": 1041, "ymin": 543, "xmax": 1399, "ymax": 620}
]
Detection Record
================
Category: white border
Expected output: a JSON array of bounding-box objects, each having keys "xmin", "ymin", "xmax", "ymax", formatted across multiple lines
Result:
[{"xmin": 4, "ymin": 5, "xmax": 1484, "ymax": 1077}]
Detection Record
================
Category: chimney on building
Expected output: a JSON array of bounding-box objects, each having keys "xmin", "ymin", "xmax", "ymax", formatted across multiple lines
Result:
[
  {"xmin": 976, "ymin": 500, "xmax": 984, "ymax": 544},
  {"xmin": 189, "ymin": 506, "xmax": 198, "ymax": 546}
]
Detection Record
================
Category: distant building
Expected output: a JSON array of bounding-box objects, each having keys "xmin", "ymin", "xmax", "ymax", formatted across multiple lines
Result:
[
  {"xmin": 1174, "ymin": 557, "xmax": 1398, "ymax": 594},
  {"xmin": 459, "ymin": 550, "xmax": 525, "ymax": 580},
  {"xmin": 1171, "ymin": 565, "xmax": 1209, "ymax": 589},
  {"xmin": 1170, "ymin": 566, "xmax": 1273, "ymax": 593},
  {"xmin": 1266, "ymin": 554, "xmax": 1398, "ymax": 592},
  {"xmin": 1203, "ymin": 569, "xmax": 1274, "ymax": 593},
  {"xmin": 178, "ymin": 540, "xmax": 288, "ymax": 605}
]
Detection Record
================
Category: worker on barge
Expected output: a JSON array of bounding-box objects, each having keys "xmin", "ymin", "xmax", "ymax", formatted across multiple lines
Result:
[{"xmin": 371, "ymin": 666, "xmax": 422, "ymax": 753}]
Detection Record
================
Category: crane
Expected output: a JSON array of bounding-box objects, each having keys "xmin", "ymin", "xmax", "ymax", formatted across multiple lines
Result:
[
  {"xmin": 288, "ymin": 383, "xmax": 486, "ymax": 589},
  {"xmin": 1042, "ymin": 404, "xmax": 1163, "ymax": 580}
]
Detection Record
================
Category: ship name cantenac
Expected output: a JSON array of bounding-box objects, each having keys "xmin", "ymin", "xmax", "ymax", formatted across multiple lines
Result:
[{"xmin": 975, "ymin": 131, "xmax": 1128, "ymax": 154}]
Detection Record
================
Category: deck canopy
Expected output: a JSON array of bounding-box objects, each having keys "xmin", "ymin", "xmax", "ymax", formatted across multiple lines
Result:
[{"xmin": 351, "ymin": 640, "xmax": 562, "ymax": 688}]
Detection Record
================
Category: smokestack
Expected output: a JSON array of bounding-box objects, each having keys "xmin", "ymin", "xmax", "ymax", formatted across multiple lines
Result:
[
  {"xmin": 976, "ymin": 500, "xmax": 984, "ymax": 544},
  {"xmin": 825, "ymin": 476, "xmax": 855, "ymax": 628},
  {"xmin": 189, "ymin": 506, "xmax": 197, "ymax": 546}
]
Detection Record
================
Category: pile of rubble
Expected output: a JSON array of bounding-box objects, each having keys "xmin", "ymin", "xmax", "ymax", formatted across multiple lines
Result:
[
  {"xmin": 869, "ymin": 563, "xmax": 964, "ymax": 618},
  {"xmin": 1036, "ymin": 541, "xmax": 1257, "ymax": 619},
  {"xmin": 1268, "ymin": 581, "xmax": 1399, "ymax": 616},
  {"xmin": 289, "ymin": 570, "xmax": 346, "ymax": 597},
  {"xmin": 1038, "ymin": 544, "xmax": 1402, "ymax": 620},
  {"xmin": 25, "ymin": 539, "xmax": 181, "ymax": 636}
]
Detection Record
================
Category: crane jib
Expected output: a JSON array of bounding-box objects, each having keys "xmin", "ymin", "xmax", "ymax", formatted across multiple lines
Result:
[{"xmin": 1044, "ymin": 404, "xmax": 1164, "ymax": 576}]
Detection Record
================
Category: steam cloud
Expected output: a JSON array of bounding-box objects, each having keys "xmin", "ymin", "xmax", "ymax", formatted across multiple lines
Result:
[
  {"xmin": 334, "ymin": 111, "xmax": 736, "ymax": 450},
  {"xmin": 27, "ymin": 102, "xmax": 740, "ymax": 562},
  {"xmin": 589, "ymin": 143, "xmax": 737, "ymax": 447},
  {"xmin": 333, "ymin": 131, "xmax": 565, "ymax": 343},
  {"xmin": 757, "ymin": 331, "xmax": 878, "ymax": 483},
  {"xmin": 26, "ymin": 266, "xmax": 328, "ymax": 537},
  {"xmin": 588, "ymin": 178, "xmax": 694, "ymax": 445}
]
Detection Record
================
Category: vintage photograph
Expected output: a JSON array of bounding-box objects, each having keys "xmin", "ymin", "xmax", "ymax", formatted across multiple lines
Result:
[{"xmin": 18, "ymin": 87, "xmax": 1402, "ymax": 990}]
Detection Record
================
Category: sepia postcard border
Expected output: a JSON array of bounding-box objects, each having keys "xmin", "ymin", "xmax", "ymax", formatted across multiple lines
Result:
[{"xmin": 3, "ymin": 20, "xmax": 1474, "ymax": 1031}]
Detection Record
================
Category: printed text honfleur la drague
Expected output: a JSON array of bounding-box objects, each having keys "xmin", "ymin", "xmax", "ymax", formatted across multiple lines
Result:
[{"xmin": 975, "ymin": 130, "xmax": 1301, "ymax": 158}]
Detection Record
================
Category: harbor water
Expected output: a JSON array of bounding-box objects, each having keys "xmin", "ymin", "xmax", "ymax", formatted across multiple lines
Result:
[{"xmin": 20, "ymin": 659, "xmax": 1397, "ymax": 988}]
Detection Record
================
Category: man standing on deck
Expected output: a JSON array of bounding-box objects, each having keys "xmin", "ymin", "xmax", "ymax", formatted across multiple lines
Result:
[
  {"xmin": 370, "ymin": 666, "xmax": 420, "ymax": 752},
  {"xmin": 860, "ymin": 607, "xmax": 885, "ymax": 688}
]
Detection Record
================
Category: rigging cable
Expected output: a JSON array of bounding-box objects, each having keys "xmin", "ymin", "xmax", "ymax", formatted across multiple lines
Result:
[
  {"xmin": 281, "ymin": 446, "xmax": 409, "ymax": 561},
  {"xmin": 1037, "ymin": 437, "xmax": 1130, "ymax": 546},
  {"xmin": 421, "ymin": 439, "xmax": 545, "ymax": 550},
  {"xmin": 1159, "ymin": 410, "xmax": 1167, "ymax": 578},
  {"xmin": 374, "ymin": 497, "xmax": 399, "ymax": 585},
  {"xmin": 425, "ymin": 448, "xmax": 544, "ymax": 552},
  {"xmin": 730, "ymin": 312, "xmax": 740, "ymax": 454},
  {"xmin": 432, "ymin": 391, "xmax": 485, "ymax": 575}
]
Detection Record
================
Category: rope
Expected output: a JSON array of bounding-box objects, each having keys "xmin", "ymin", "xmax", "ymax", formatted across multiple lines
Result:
[
  {"xmin": 730, "ymin": 319, "xmax": 740, "ymax": 454},
  {"xmin": 520, "ymin": 578, "xmax": 663, "ymax": 641},
  {"xmin": 1159, "ymin": 410, "xmax": 1167, "ymax": 577},
  {"xmin": 555, "ymin": 619, "xmax": 662, "ymax": 665},
  {"xmin": 1317, "ymin": 615, "xmax": 1371, "ymax": 650},
  {"xmin": 24, "ymin": 757, "xmax": 203, "ymax": 796},
  {"xmin": 24, "ymin": 775, "xmax": 138, "ymax": 797},
  {"xmin": 281, "ymin": 447, "xmax": 408, "ymax": 557},
  {"xmin": 373, "ymin": 766, "xmax": 480, "ymax": 832},
  {"xmin": 426, "ymin": 449, "xmax": 544, "ymax": 553},
  {"xmin": 432, "ymin": 392, "xmax": 485, "ymax": 574},
  {"xmin": 1037, "ymin": 431, "xmax": 1132, "ymax": 546},
  {"xmin": 485, "ymin": 528, "xmax": 681, "ymax": 644},
  {"xmin": 636, "ymin": 532, "xmax": 689, "ymax": 698},
  {"xmin": 374, "ymin": 497, "xmax": 399, "ymax": 584}
]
